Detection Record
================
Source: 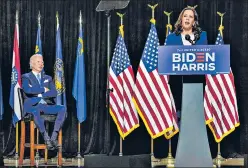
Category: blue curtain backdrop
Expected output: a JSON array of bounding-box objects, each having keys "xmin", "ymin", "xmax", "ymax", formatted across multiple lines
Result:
[{"xmin": 0, "ymin": 0, "xmax": 247, "ymax": 158}]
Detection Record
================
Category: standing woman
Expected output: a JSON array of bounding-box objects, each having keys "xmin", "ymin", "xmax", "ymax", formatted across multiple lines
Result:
[
  {"xmin": 166, "ymin": 6, "xmax": 208, "ymax": 45},
  {"xmin": 166, "ymin": 7, "xmax": 212, "ymax": 165},
  {"xmin": 166, "ymin": 6, "xmax": 208, "ymax": 111}
]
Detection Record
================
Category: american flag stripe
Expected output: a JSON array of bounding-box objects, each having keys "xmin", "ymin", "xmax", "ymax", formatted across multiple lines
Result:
[
  {"xmin": 141, "ymin": 62, "xmax": 173, "ymax": 122},
  {"xmin": 110, "ymin": 94, "xmax": 129, "ymax": 133},
  {"xmin": 165, "ymin": 85, "xmax": 179, "ymax": 139},
  {"xmin": 122, "ymin": 70, "xmax": 139, "ymax": 125},
  {"xmin": 208, "ymin": 75, "xmax": 235, "ymax": 129},
  {"xmin": 138, "ymin": 62, "xmax": 173, "ymax": 128},
  {"xmin": 135, "ymin": 79, "xmax": 167, "ymax": 133},
  {"xmin": 208, "ymin": 121, "xmax": 222, "ymax": 140},
  {"xmin": 163, "ymin": 75, "xmax": 169, "ymax": 83},
  {"xmin": 205, "ymin": 86, "xmax": 226, "ymax": 134},
  {"xmin": 135, "ymin": 78, "xmax": 166, "ymax": 131},
  {"xmin": 109, "ymin": 91, "xmax": 124, "ymax": 123},
  {"xmin": 133, "ymin": 97, "xmax": 158, "ymax": 136},
  {"xmin": 204, "ymin": 86, "xmax": 213, "ymax": 123},
  {"xmin": 219, "ymin": 75, "xmax": 237, "ymax": 119},
  {"xmin": 109, "ymin": 68, "xmax": 137, "ymax": 132},
  {"xmin": 134, "ymin": 63, "xmax": 174, "ymax": 137},
  {"xmin": 223, "ymin": 74, "xmax": 238, "ymax": 116},
  {"xmin": 207, "ymin": 76, "xmax": 233, "ymax": 131}
]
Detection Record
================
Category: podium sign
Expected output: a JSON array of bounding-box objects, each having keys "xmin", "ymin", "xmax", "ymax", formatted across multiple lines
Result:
[{"xmin": 158, "ymin": 45, "xmax": 230, "ymax": 75}]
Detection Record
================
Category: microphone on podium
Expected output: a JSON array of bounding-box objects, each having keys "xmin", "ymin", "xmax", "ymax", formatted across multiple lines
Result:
[{"xmin": 185, "ymin": 33, "xmax": 200, "ymax": 45}]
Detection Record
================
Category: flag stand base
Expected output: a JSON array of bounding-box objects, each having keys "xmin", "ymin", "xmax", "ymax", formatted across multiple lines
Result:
[
  {"xmin": 164, "ymin": 153, "xmax": 174, "ymax": 168},
  {"xmin": 213, "ymin": 153, "xmax": 226, "ymax": 167}
]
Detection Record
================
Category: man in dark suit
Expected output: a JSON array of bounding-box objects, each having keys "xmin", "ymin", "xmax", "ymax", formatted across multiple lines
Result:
[{"xmin": 22, "ymin": 54, "xmax": 66, "ymax": 150}]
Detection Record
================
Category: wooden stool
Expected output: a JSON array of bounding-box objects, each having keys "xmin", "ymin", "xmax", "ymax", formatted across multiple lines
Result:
[{"xmin": 19, "ymin": 114, "xmax": 62, "ymax": 166}]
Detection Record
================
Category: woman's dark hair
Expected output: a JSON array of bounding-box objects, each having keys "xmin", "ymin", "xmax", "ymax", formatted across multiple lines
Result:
[{"xmin": 174, "ymin": 7, "xmax": 202, "ymax": 40}]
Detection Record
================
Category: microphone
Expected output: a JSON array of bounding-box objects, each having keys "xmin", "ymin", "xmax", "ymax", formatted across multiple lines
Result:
[{"xmin": 185, "ymin": 34, "xmax": 195, "ymax": 45}]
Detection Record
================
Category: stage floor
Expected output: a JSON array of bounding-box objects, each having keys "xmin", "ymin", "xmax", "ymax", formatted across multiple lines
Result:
[{"xmin": 3, "ymin": 155, "xmax": 244, "ymax": 167}]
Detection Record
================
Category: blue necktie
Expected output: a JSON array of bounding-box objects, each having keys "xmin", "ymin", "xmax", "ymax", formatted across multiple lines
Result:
[
  {"xmin": 37, "ymin": 73, "xmax": 46, "ymax": 104},
  {"xmin": 37, "ymin": 73, "xmax": 41, "ymax": 84}
]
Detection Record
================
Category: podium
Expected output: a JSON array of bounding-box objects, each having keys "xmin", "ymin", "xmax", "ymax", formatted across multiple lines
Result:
[{"xmin": 158, "ymin": 45, "xmax": 230, "ymax": 167}]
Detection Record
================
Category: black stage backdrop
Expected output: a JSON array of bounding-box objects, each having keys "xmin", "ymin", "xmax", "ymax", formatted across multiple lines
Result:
[{"xmin": 0, "ymin": 0, "xmax": 248, "ymax": 159}]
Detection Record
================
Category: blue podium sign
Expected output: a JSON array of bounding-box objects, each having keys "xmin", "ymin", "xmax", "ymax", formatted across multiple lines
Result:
[{"xmin": 158, "ymin": 45, "xmax": 230, "ymax": 75}]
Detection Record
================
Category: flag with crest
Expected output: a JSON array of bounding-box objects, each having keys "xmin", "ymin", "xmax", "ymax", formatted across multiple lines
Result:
[
  {"xmin": 9, "ymin": 22, "xmax": 22, "ymax": 125},
  {"xmin": 54, "ymin": 14, "xmax": 67, "ymax": 109}
]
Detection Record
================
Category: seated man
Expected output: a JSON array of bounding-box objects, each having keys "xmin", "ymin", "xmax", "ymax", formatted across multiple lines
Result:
[{"xmin": 22, "ymin": 54, "xmax": 66, "ymax": 150}]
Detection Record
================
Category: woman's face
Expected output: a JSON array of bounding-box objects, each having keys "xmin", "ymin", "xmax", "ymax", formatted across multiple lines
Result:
[{"xmin": 181, "ymin": 9, "xmax": 195, "ymax": 31}]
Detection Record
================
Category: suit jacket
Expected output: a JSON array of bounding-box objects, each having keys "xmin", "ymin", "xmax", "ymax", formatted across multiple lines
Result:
[
  {"xmin": 22, "ymin": 71, "xmax": 57, "ymax": 115},
  {"xmin": 166, "ymin": 31, "xmax": 208, "ymax": 45}
]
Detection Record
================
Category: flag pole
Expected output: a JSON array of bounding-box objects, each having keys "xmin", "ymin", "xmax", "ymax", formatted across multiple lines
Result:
[
  {"xmin": 14, "ymin": 9, "xmax": 19, "ymax": 167},
  {"xmin": 147, "ymin": 3, "xmax": 158, "ymax": 158},
  {"xmin": 77, "ymin": 10, "xmax": 83, "ymax": 160},
  {"xmin": 213, "ymin": 11, "xmax": 226, "ymax": 168},
  {"xmin": 54, "ymin": 11, "xmax": 60, "ymax": 163},
  {"xmin": 35, "ymin": 11, "xmax": 41, "ymax": 162},
  {"xmin": 117, "ymin": 12, "xmax": 125, "ymax": 156},
  {"xmin": 163, "ymin": 10, "xmax": 174, "ymax": 168}
]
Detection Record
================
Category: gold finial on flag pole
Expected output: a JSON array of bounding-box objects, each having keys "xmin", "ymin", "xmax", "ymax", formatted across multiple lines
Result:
[
  {"xmin": 217, "ymin": 11, "xmax": 225, "ymax": 36},
  {"xmin": 187, "ymin": 5, "xmax": 198, "ymax": 9},
  {"xmin": 148, "ymin": 4, "xmax": 158, "ymax": 24},
  {"xmin": 117, "ymin": 12, "xmax": 125, "ymax": 37},
  {"xmin": 117, "ymin": 12, "xmax": 125, "ymax": 26},
  {"xmin": 163, "ymin": 11, "xmax": 172, "ymax": 25},
  {"xmin": 217, "ymin": 11, "xmax": 225, "ymax": 26},
  {"xmin": 164, "ymin": 11, "xmax": 173, "ymax": 36}
]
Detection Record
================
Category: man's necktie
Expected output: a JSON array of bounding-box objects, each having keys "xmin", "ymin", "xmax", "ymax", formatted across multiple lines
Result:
[
  {"xmin": 37, "ymin": 73, "xmax": 41, "ymax": 84},
  {"xmin": 37, "ymin": 73, "xmax": 46, "ymax": 104}
]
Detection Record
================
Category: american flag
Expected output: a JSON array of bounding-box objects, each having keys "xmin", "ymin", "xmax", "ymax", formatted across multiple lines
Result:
[
  {"xmin": 164, "ymin": 25, "xmax": 179, "ymax": 139},
  {"xmin": 133, "ymin": 23, "xmax": 175, "ymax": 139},
  {"xmin": 204, "ymin": 30, "xmax": 240, "ymax": 142},
  {"xmin": 108, "ymin": 32, "xmax": 139, "ymax": 139}
]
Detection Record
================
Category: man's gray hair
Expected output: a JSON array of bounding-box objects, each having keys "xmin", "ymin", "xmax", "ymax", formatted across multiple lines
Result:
[{"xmin": 29, "ymin": 54, "xmax": 43, "ymax": 69}]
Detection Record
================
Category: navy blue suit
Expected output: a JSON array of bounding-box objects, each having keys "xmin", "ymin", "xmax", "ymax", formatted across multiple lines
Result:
[
  {"xmin": 22, "ymin": 72, "xmax": 66, "ymax": 134},
  {"xmin": 165, "ymin": 31, "xmax": 208, "ymax": 110}
]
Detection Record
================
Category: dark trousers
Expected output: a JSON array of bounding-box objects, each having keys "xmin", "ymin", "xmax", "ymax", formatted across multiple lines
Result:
[{"xmin": 27, "ymin": 104, "xmax": 66, "ymax": 133}]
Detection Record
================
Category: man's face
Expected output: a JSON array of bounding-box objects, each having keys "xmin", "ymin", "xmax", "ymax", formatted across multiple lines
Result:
[{"xmin": 31, "ymin": 56, "xmax": 44, "ymax": 73}]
